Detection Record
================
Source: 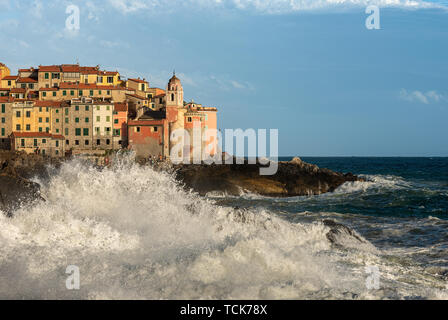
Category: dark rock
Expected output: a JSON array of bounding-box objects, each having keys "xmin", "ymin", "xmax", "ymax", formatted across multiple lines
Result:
[
  {"xmin": 323, "ymin": 219, "xmax": 366, "ymax": 247},
  {"xmin": 174, "ymin": 157, "xmax": 362, "ymax": 197},
  {"xmin": 0, "ymin": 151, "xmax": 50, "ymax": 216}
]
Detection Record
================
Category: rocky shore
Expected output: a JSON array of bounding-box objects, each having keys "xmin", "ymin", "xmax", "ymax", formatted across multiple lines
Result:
[
  {"xmin": 0, "ymin": 151, "xmax": 362, "ymax": 216},
  {"xmin": 174, "ymin": 157, "xmax": 361, "ymax": 197}
]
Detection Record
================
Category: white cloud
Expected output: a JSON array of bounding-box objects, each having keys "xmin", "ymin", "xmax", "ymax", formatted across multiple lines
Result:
[
  {"xmin": 399, "ymin": 89, "xmax": 446, "ymax": 104},
  {"xmin": 106, "ymin": 0, "xmax": 446, "ymax": 14}
]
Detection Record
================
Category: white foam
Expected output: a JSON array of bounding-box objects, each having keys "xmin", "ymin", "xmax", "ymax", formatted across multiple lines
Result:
[{"xmin": 0, "ymin": 155, "xmax": 445, "ymax": 299}]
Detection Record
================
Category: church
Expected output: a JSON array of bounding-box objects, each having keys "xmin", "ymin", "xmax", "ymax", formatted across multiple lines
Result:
[{"xmin": 127, "ymin": 73, "xmax": 218, "ymax": 161}]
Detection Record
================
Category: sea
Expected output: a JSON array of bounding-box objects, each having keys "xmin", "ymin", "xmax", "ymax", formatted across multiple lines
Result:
[{"xmin": 0, "ymin": 155, "xmax": 447, "ymax": 299}]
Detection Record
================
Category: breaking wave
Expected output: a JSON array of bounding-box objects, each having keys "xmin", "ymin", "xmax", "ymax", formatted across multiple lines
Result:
[{"xmin": 0, "ymin": 156, "xmax": 447, "ymax": 299}]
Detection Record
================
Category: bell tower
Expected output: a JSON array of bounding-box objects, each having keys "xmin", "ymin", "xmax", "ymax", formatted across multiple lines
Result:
[{"xmin": 166, "ymin": 71, "xmax": 183, "ymax": 108}]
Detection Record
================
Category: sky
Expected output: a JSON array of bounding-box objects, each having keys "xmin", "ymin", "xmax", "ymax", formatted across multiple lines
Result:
[{"xmin": 0, "ymin": 0, "xmax": 447, "ymax": 156}]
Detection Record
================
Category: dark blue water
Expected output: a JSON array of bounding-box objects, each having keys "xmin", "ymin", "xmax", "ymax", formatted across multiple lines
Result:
[
  {"xmin": 276, "ymin": 157, "xmax": 448, "ymax": 219},
  {"xmin": 211, "ymin": 157, "xmax": 448, "ymax": 295}
]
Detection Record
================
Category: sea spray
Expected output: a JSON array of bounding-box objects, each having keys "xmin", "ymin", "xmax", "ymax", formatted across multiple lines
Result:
[{"xmin": 0, "ymin": 155, "xmax": 446, "ymax": 299}]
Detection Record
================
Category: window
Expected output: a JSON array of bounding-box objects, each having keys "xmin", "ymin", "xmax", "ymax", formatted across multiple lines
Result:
[
  {"xmin": 85, "ymin": 106, "xmax": 89, "ymax": 111},
  {"xmin": 34, "ymin": 139, "xmax": 37, "ymax": 147},
  {"xmin": 65, "ymin": 118, "xmax": 69, "ymax": 124},
  {"xmin": 63, "ymin": 90, "xmax": 67, "ymax": 96},
  {"xmin": 56, "ymin": 150, "xmax": 59, "ymax": 155},
  {"xmin": 56, "ymin": 119, "xmax": 59, "ymax": 123},
  {"xmin": 1, "ymin": 118, "xmax": 4, "ymax": 123},
  {"xmin": 65, "ymin": 108, "xmax": 69, "ymax": 115},
  {"xmin": 8, "ymin": 81, "xmax": 11, "ymax": 86},
  {"xmin": 85, "ymin": 140, "xmax": 89, "ymax": 145},
  {"xmin": 187, "ymin": 117, "xmax": 192, "ymax": 123},
  {"xmin": 75, "ymin": 128, "xmax": 81, "ymax": 136},
  {"xmin": 153, "ymin": 127, "xmax": 158, "ymax": 132},
  {"xmin": 107, "ymin": 77, "xmax": 113, "ymax": 83},
  {"xmin": 29, "ymin": 84, "xmax": 34, "ymax": 89},
  {"xmin": 90, "ymin": 90, "xmax": 94, "ymax": 96},
  {"xmin": 46, "ymin": 128, "xmax": 49, "ymax": 133},
  {"xmin": 45, "ymin": 73, "xmax": 49, "ymax": 79},
  {"xmin": 98, "ymin": 90, "xmax": 102, "ymax": 95},
  {"xmin": 56, "ymin": 141, "xmax": 59, "ymax": 147},
  {"xmin": 96, "ymin": 116, "xmax": 100, "ymax": 122},
  {"xmin": 16, "ymin": 124, "xmax": 21, "ymax": 131},
  {"xmin": 106, "ymin": 139, "xmax": 110, "ymax": 145},
  {"xmin": 75, "ymin": 105, "xmax": 79, "ymax": 111},
  {"xmin": 106, "ymin": 106, "xmax": 110, "ymax": 111},
  {"xmin": 85, "ymin": 117, "xmax": 89, "ymax": 123},
  {"xmin": 52, "ymin": 92, "xmax": 56, "ymax": 97},
  {"xmin": 106, "ymin": 116, "xmax": 110, "ymax": 122},
  {"xmin": 42, "ymin": 139, "xmax": 46, "ymax": 144},
  {"xmin": 1, "ymin": 128, "xmax": 4, "ymax": 136},
  {"xmin": 171, "ymin": 94, "xmax": 175, "ymax": 101},
  {"xmin": 46, "ymin": 117, "xmax": 49, "ymax": 123},
  {"xmin": 136, "ymin": 127, "xmax": 140, "ymax": 133},
  {"xmin": 1, "ymin": 104, "xmax": 4, "ymax": 113},
  {"xmin": 42, "ymin": 149, "xmax": 45, "ymax": 156},
  {"xmin": 26, "ymin": 124, "xmax": 30, "ymax": 131},
  {"xmin": 46, "ymin": 107, "xmax": 49, "ymax": 112},
  {"xmin": 56, "ymin": 129, "xmax": 59, "ymax": 133},
  {"xmin": 95, "ymin": 127, "xmax": 100, "ymax": 133},
  {"xmin": 39, "ymin": 127, "xmax": 42, "ymax": 132},
  {"xmin": 114, "ymin": 129, "xmax": 121, "ymax": 136},
  {"xmin": 65, "ymin": 128, "xmax": 69, "ymax": 136},
  {"xmin": 83, "ymin": 128, "xmax": 89, "ymax": 136},
  {"xmin": 107, "ymin": 90, "xmax": 110, "ymax": 95},
  {"xmin": 96, "ymin": 105, "xmax": 100, "ymax": 111},
  {"xmin": 75, "ymin": 140, "xmax": 79, "ymax": 145},
  {"xmin": 56, "ymin": 109, "xmax": 59, "ymax": 114},
  {"xmin": 66, "ymin": 140, "xmax": 69, "ymax": 145},
  {"xmin": 75, "ymin": 118, "xmax": 79, "ymax": 123},
  {"xmin": 97, "ymin": 139, "xmax": 100, "ymax": 145},
  {"xmin": 43, "ymin": 92, "xmax": 47, "ymax": 97},
  {"xmin": 79, "ymin": 90, "xmax": 83, "ymax": 96},
  {"xmin": 26, "ymin": 111, "xmax": 31, "ymax": 118},
  {"xmin": 16, "ymin": 111, "xmax": 21, "ymax": 117},
  {"xmin": 70, "ymin": 90, "xmax": 74, "ymax": 96},
  {"xmin": 114, "ymin": 119, "xmax": 119, "ymax": 124},
  {"xmin": 21, "ymin": 139, "xmax": 25, "ymax": 147}
]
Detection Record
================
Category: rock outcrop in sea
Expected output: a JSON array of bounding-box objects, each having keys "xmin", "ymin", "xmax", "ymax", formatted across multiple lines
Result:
[{"xmin": 174, "ymin": 157, "xmax": 361, "ymax": 197}]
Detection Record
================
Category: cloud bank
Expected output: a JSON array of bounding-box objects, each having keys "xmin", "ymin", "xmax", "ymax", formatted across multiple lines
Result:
[{"xmin": 107, "ymin": 0, "xmax": 447, "ymax": 14}]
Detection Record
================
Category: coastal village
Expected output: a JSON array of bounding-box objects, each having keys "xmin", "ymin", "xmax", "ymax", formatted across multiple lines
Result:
[{"xmin": 0, "ymin": 62, "xmax": 218, "ymax": 161}]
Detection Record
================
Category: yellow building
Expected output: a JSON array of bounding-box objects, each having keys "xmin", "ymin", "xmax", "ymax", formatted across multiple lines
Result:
[
  {"xmin": 12, "ymin": 101, "xmax": 37, "ymax": 133},
  {"xmin": 0, "ymin": 63, "xmax": 11, "ymax": 81},
  {"xmin": 1, "ymin": 75, "xmax": 18, "ymax": 89},
  {"xmin": 97, "ymin": 71, "xmax": 120, "ymax": 86},
  {"xmin": 33, "ymin": 101, "xmax": 53, "ymax": 133}
]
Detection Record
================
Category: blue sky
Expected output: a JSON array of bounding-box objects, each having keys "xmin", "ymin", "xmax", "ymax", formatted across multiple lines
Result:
[{"xmin": 1, "ymin": 0, "xmax": 447, "ymax": 156}]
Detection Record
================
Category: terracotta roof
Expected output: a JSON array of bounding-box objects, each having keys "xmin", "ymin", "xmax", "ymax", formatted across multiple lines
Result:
[
  {"xmin": 154, "ymin": 93, "xmax": 166, "ymax": 98},
  {"xmin": 39, "ymin": 87, "xmax": 58, "ymax": 91},
  {"xmin": 18, "ymin": 68, "xmax": 35, "ymax": 72},
  {"xmin": 61, "ymin": 65, "xmax": 81, "ymax": 72},
  {"xmin": 128, "ymin": 78, "xmax": 147, "ymax": 84},
  {"xmin": 126, "ymin": 93, "xmax": 147, "ymax": 100},
  {"xmin": 11, "ymin": 132, "xmax": 65, "ymax": 139},
  {"xmin": 0, "ymin": 88, "xmax": 10, "ymax": 91},
  {"xmin": 114, "ymin": 102, "xmax": 128, "ymax": 112},
  {"xmin": 10, "ymin": 88, "xmax": 26, "ymax": 93},
  {"xmin": 80, "ymin": 66, "xmax": 99, "ymax": 75},
  {"xmin": 0, "ymin": 96, "xmax": 13, "ymax": 102},
  {"xmin": 98, "ymin": 71, "xmax": 118, "ymax": 76},
  {"xmin": 128, "ymin": 120, "xmax": 165, "ymax": 126},
  {"xmin": 39, "ymin": 66, "xmax": 61, "ymax": 72},
  {"xmin": 34, "ymin": 101, "xmax": 63, "ymax": 107},
  {"xmin": 16, "ymin": 77, "xmax": 38, "ymax": 83},
  {"xmin": 2, "ymin": 75, "xmax": 18, "ymax": 80}
]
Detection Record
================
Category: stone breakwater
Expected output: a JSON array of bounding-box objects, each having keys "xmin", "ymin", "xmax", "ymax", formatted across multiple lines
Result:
[{"xmin": 0, "ymin": 152, "xmax": 362, "ymax": 216}]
